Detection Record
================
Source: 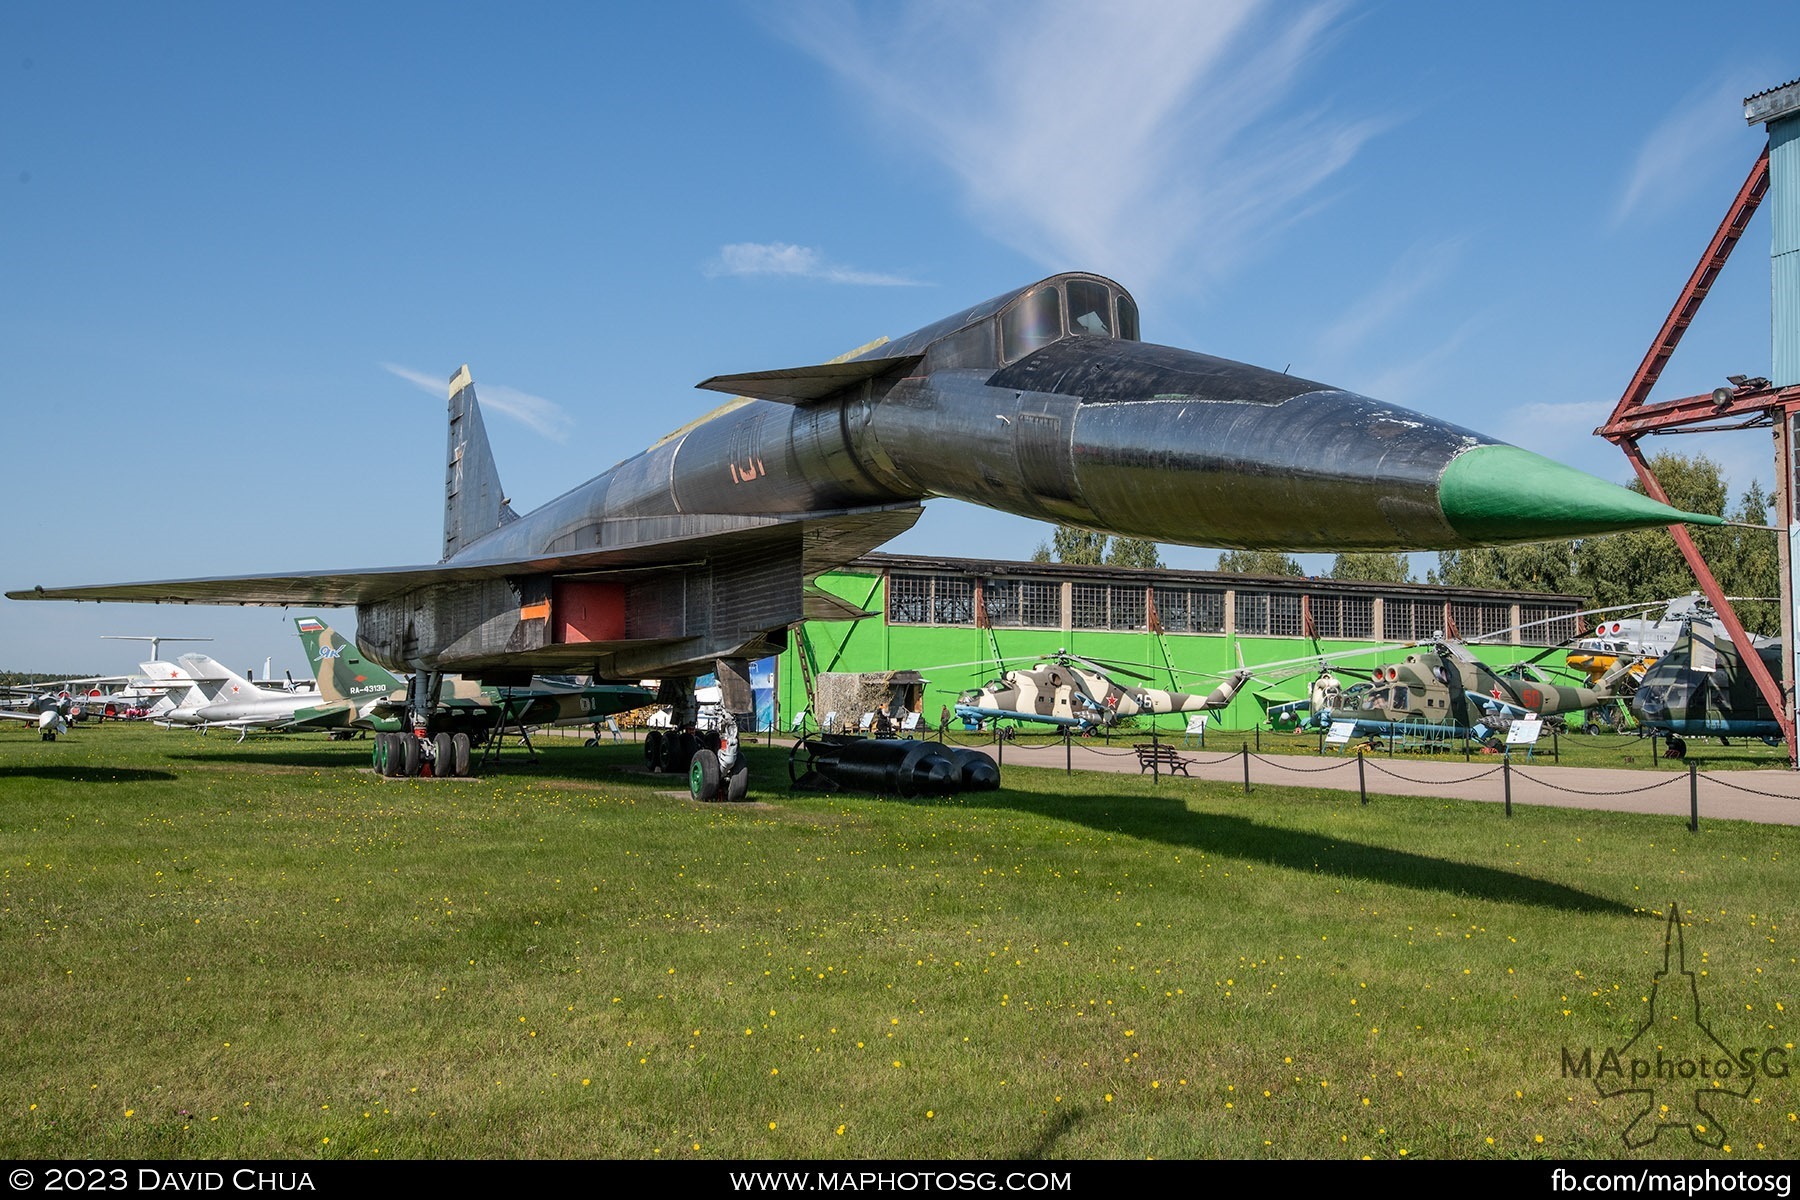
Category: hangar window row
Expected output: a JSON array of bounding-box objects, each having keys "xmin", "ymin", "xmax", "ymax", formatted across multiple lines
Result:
[{"xmin": 882, "ymin": 569, "xmax": 1578, "ymax": 644}]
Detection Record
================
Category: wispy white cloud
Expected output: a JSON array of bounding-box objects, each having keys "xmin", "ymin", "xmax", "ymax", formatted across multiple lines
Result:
[
  {"xmin": 1348, "ymin": 312, "xmax": 1485, "ymax": 412},
  {"xmin": 770, "ymin": 0, "xmax": 1382, "ymax": 295},
  {"xmin": 1613, "ymin": 74, "xmax": 1762, "ymax": 228},
  {"xmin": 703, "ymin": 241, "xmax": 923, "ymax": 286},
  {"xmin": 1318, "ymin": 237, "xmax": 1467, "ymax": 358},
  {"xmin": 380, "ymin": 362, "xmax": 574, "ymax": 443}
]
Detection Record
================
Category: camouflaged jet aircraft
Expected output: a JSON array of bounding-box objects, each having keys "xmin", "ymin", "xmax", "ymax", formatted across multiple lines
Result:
[{"xmin": 293, "ymin": 616, "xmax": 653, "ymax": 774}]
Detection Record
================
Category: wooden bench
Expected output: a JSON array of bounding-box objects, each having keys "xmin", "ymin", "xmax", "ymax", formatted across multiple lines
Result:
[{"xmin": 1134, "ymin": 742, "xmax": 1194, "ymax": 775}]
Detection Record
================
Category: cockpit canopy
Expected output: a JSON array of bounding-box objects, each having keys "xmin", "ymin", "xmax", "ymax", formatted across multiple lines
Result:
[
  {"xmin": 998, "ymin": 276, "xmax": 1140, "ymax": 360},
  {"xmin": 867, "ymin": 272, "xmax": 1141, "ymax": 373}
]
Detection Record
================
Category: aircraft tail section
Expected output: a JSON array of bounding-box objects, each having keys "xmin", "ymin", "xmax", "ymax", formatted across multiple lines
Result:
[
  {"xmin": 176, "ymin": 653, "xmax": 251, "ymax": 703},
  {"xmin": 295, "ymin": 617, "xmax": 404, "ymax": 705},
  {"xmin": 138, "ymin": 659, "xmax": 203, "ymax": 717},
  {"xmin": 442, "ymin": 364, "xmax": 519, "ymax": 561}
]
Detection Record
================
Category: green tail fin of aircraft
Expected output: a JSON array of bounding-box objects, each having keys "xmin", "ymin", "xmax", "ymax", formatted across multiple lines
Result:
[{"xmin": 294, "ymin": 617, "xmax": 404, "ymax": 705}]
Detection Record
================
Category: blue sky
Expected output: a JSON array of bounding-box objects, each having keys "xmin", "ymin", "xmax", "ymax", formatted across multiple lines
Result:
[{"xmin": 4, "ymin": 1, "xmax": 1797, "ymax": 677}]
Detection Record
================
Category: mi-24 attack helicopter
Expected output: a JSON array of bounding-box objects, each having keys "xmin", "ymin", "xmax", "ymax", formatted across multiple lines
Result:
[
  {"xmin": 1629, "ymin": 620, "xmax": 1785, "ymax": 759},
  {"xmin": 954, "ymin": 649, "xmax": 1252, "ymax": 733},
  {"xmin": 1258, "ymin": 629, "xmax": 1612, "ymax": 743}
]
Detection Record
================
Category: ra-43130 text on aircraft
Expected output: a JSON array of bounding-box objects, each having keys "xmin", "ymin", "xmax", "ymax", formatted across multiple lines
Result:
[{"xmin": 8, "ymin": 273, "xmax": 1721, "ymax": 794}]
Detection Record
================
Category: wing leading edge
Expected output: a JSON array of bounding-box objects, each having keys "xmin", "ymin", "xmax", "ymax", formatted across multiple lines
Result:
[{"xmin": 6, "ymin": 504, "xmax": 925, "ymax": 609}]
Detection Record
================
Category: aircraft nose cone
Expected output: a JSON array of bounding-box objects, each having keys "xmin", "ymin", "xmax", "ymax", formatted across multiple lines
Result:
[{"xmin": 1438, "ymin": 445, "xmax": 1722, "ymax": 543}]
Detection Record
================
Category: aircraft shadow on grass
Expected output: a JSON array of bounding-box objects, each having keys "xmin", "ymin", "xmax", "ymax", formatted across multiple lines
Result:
[
  {"xmin": 0, "ymin": 765, "xmax": 178, "ymax": 784},
  {"xmin": 166, "ymin": 748, "xmax": 384, "ymax": 771},
  {"xmin": 883, "ymin": 785, "xmax": 1637, "ymax": 916}
]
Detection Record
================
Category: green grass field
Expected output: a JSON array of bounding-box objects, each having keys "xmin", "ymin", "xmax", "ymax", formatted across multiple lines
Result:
[{"xmin": 3, "ymin": 723, "xmax": 1795, "ymax": 1160}]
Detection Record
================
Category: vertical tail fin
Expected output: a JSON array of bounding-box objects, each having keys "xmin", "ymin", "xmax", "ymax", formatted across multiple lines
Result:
[
  {"xmin": 295, "ymin": 617, "xmax": 404, "ymax": 705},
  {"xmin": 140, "ymin": 660, "xmax": 201, "ymax": 717},
  {"xmin": 442, "ymin": 364, "xmax": 519, "ymax": 561},
  {"xmin": 175, "ymin": 653, "xmax": 247, "ymax": 702}
]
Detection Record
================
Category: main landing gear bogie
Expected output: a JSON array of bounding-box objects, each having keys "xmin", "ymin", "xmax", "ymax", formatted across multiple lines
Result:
[
  {"xmin": 644, "ymin": 727, "xmax": 750, "ymax": 802},
  {"xmin": 372, "ymin": 730, "xmax": 474, "ymax": 778}
]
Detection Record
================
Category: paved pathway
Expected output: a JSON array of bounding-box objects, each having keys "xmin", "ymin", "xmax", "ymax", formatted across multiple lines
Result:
[{"xmin": 963, "ymin": 737, "xmax": 1800, "ymax": 827}]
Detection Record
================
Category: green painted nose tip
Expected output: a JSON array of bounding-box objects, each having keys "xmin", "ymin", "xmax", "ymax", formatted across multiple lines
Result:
[{"xmin": 1439, "ymin": 444, "xmax": 1725, "ymax": 543}]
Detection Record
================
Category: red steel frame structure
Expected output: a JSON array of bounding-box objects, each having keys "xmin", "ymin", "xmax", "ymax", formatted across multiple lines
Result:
[{"xmin": 1596, "ymin": 142, "xmax": 1800, "ymax": 761}]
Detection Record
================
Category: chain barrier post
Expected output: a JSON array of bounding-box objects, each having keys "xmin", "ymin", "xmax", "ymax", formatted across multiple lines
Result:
[
  {"xmin": 1503, "ymin": 756, "xmax": 1512, "ymax": 818},
  {"xmin": 1357, "ymin": 749, "xmax": 1366, "ymax": 805},
  {"xmin": 1242, "ymin": 742, "xmax": 1251, "ymax": 794},
  {"xmin": 1689, "ymin": 760, "xmax": 1699, "ymax": 833},
  {"xmin": 1065, "ymin": 729, "xmax": 1072, "ymax": 775}
]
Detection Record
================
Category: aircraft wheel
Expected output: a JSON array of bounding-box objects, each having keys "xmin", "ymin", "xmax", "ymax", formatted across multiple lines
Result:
[
  {"xmin": 689, "ymin": 748, "xmax": 721, "ymax": 801},
  {"xmin": 675, "ymin": 731, "xmax": 698, "ymax": 771},
  {"xmin": 42, "ymin": 731, "xmax": 56, "ymax": 741},
  {"xmin": 1664, "ymin": 736, "xmax": 1687, "ymax": 760},
  {"xmin": 644, "ymin": 729, "xmax": 665, "ymax": 773},
  {"xmin": 391, "ymin": 734, "xmax": 414, "ymax": 777},
  {"xmin": 433, "ymin": 732, "xmax": 456, "ymax": 777},
  {"xmin": 584, "ymin": 737, "xmax": 598, "ymax": 747},
  {"xmin": 725, "ymin": 757, "xmax": 749, "ymax": 803},
  {"xmin": 452, "ymin": 732, "xmax": 471, "ymax": 777},
  {"xmin": 400, "ymin": 735, "xmax": 422, "ymax": 777},
  {"xmin": 372, "ymin": 733, "xmax": 389, "ymax": 772}
]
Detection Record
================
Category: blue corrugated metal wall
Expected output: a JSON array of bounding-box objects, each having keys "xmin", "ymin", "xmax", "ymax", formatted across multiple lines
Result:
[{"xmin": 1773, "ymin": 117, "xmax": 1800, "ymax": 386}]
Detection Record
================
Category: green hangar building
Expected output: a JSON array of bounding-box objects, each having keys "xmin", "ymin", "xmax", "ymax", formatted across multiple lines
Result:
[{"xmin": 774, "ymin": 553, "xmax": 1585, "ymax": 736}]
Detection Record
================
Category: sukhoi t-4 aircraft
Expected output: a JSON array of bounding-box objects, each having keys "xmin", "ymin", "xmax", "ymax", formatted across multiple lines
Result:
[{"xmin": 8, "ymin": 273, "xmax": 1722, "ymax": 794}]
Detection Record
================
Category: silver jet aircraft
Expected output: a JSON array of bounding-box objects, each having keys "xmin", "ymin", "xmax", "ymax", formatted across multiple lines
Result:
[{"xmin": 9, "ymin": 273, "xmax": 1721, "ymax": 794}]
